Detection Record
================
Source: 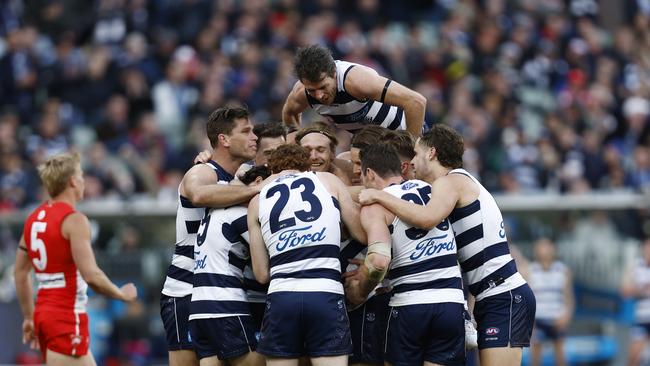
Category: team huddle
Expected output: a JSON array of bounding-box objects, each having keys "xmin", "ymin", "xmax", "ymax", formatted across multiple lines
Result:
[{"xmin": 15, "ymin": 45, "xmax": 536, "ymax": 366}]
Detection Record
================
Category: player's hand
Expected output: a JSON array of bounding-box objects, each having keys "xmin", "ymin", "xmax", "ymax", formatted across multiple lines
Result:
[
  {"xmin": 22, "ymin": 319, "xmax": 39, "ymax": 350},
  {"xmin": 358, "ymin": 189, "xmax": 380, "ymax": 206},
  {"xmin": 120, "ymin": 283, "xmax": 138, "ymax": 302},
  {"xmin": 344, "ymin": 279, "xmax": 366, "ymax": 307},
  {"xmin": 193, "ymin": 149, "xmax": 212, "ymax": 165},
  {"xmin": 341, "ymin": 258, "xmax": 363, "ymax": 281}
]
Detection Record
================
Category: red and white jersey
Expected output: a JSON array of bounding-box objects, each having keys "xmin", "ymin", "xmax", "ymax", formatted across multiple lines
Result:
[{"xmin": 23, "ymin": 201, "xmax": 88, "ymax": 314}]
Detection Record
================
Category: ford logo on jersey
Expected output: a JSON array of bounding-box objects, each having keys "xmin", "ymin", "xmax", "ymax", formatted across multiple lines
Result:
[
  {"xmin": 401, "ymin": 182, "xmax": 418, "ymax": 190},
  {"xmin": 409, "ymin": 234, "xmax": 455, "ymax": 260},
  {"xmin": 277, "ymin": 226, "xmax": 327, "ymax": 251}
]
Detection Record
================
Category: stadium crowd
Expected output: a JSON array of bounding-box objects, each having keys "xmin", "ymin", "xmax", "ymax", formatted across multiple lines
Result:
[{"xmin": 1, "ymin": 0, "xmax": 650, "ymax": 213}]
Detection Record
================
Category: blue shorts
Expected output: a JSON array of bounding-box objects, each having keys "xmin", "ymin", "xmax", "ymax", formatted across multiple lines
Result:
[
  {"xmin": 385, "ymin": 302, "xmax": 466, "ymax": 366},
  {"xmin": 189, "ymin": 316, "xmax": 258, "ymax": 360},
  {"xmin": 160, "ymin": 294, "xmax": 193, "ymax": 351},
  {"xmin": 474, "ymin": 284, "xmax": 536, "ymax": 349},
  {"xmin": 257, "ymin": 292, "xmax": 352, "ymax": 358},
  {"xmin": 249, "ymin": 301, "xmax": 266, "ymax": 330},
  {"xmin": 534, "ymin": 320, "xmax": 565, "ymax": 342},
  {"xmin": 349, "ymin": 292, "xmax": 391, "ymax": 364}
]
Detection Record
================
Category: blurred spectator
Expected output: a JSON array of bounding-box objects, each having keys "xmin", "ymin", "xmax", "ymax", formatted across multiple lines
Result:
[{"xmin": 0, "ymin": 0, "xmax": 649, "ymax": 214}]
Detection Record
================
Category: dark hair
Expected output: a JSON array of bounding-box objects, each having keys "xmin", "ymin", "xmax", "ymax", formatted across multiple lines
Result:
[
  {"xmin": 206, "ymin": 107, "xmax": 250, "ymax": 148},
  {"xmin": 360, "ymin": 143, "xmax": 402, "ymax": 179},
  {"xmin": 253, "ymin": 122, "xmax": 286, "ymax": 147},
  {"xmin": 268, "ymin": 144, "xmax": 311, "ymax": 173},
  {"xmin": 382, "ymin": 130, "xmax": 415, "ymax": 161},
  {"xmin": 294, "ymin": 45, "xmax": 336, "ymax": 83},
  {"xmin": 351, "ymin": 125, "xmax": 386, "ymax": 149},
  {"xmin": 240, "ymin": 165, "xmax": 271, "ymax": 185},
  {"xmin": 419, "ymin": 124, "xmax": 464, "ymax": 169},
  {"xmin": 295, "ymin": 122, "xmax": 338, "ymax": 151}
]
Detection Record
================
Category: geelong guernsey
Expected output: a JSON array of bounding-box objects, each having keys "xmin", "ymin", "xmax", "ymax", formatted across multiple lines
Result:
[
  {"xmin": 306, "ymin": 60, "xmax": 406, "ymax": 131},
  {"xmin": 161, "ymin": 160, "xmax": 234, "ymax": 297},
  {"xmin": 448, "ymin": 169, "xmax": 527, "ymax": 301},
  {"xmin": 258, "ymin": 172, "xmax": 343, "ymax": 294},
  {"xmin": 383, "ymin": 180, "xmax": 464, "ymax": 307}
]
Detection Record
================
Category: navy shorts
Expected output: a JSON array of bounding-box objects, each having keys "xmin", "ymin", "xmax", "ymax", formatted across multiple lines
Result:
[
  {"xmin": 249, "ymin": 301, "xmax": 266, "ymax": 330},
  {"xmin": 349, "ymin": 292, "xmax": 391, "ymax": 364},
  {"xmin": 160, "ymin": 294, "xmax": 193, "ymax": 351},
  {"xmin": 189, "ymin": 316, "xmax": 258, "ymax": 360},
  {"xmin": 385, "ymin": 302, "xmax": 466, "ymax": 366},
  {"xmin": 534, "ymin": 320, "xmax": 565, "ymax": 342},
  {"xmin": 474, "ymin": 284, "xmax": 536, "ymax": 349},
  {"xmin": 257, "ymin": 292, "xmax": 352, "ymax": 358}
]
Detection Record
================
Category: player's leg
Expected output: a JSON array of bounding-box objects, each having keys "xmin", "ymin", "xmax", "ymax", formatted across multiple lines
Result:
[
  {"xmin": 170, "ymin": 350, "xmax": 200, "ymax": 366},
  {"xmin": 422, "ymin": 303, "xmax": 465, "ymax": 366},
  {"xmin": 198, "ymin": 355, "xmax": 226, "ymax": 366},
  {"xmin": 45, "ymin": 349, "xmax": 95, "ymax": 366},
  {"xmin": 479, "ymin": 347, "xmax": 523, "ymax": 366},
  {"xmin": 627, "ymin": 338, "xmax": 646, "ymax": 366},
  {"xmin": 310, "ymin": 355, "xmax": 348, "ymax": 366},
  {"xmin": 530, "ymin": 339, "xmax": 543, "ymax": 366},
  {"xmin": 552, "ymin": 337, "xmax": 567, "ymax": 366},
  {"xmin": 229, "ymin": 351, "xmax": 265, "ymax": 366},
  {"xmin": 266, "ymin": 357, "xmax": 299, "ymax": 366}
]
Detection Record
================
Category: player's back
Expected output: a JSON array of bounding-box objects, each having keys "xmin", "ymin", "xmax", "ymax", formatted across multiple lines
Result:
[
  {"xmin": 258, "ymin": 171, "xmax": 343, "ymax": 294},
  {"xmin": 383, "ymin": 180, "xmax": 464, "ymax": 307},
  {"xmin": 448, "ymin": 168, "xmax": 527, "ymax": 301},
  {"xmin": 23, "ymin": 201, "xmax": 88, "ymax": 313}
]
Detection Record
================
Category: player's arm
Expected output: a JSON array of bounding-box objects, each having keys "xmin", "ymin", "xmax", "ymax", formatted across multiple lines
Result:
[
  {"xmin": 247, "ymin": 196, "xmax": 270, "ymax": 284},
  {"xmin": 359, "ymin": 177, "xmax": 459, "ymax": 229},
  {"xmin": 282, "ymin": 81, "xmax": 310, "ymax": 129},
  {"xmin": 320, "ymin": 172, "xmax": 367, "ymax": 244},
  {"xmin": 182, "ymin": 164, "xmax": 261, "ymax": 208},
  {"xmin": 344, "ymin": 65, "xmax": 426, "ymax": 136},
  {"xmin": 345, "ymin": 204, "xmax": 392, "ymax": 306},
  {"xmin": 360, "ymin": 204, "xmax": 392, "ymax": 283},
  {"xmin": 14, "ymin": 237, "xmax": 38, "ymax": 349},
  {"xmin": 65, "ymin": 213, "xmax": 137, "ymax": 301}
]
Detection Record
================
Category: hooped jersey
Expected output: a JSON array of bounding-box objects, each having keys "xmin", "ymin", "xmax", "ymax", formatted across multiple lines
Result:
[
  {"xmin": 383, "ymin": 180, "xmax": 464, "ymax": 307},
  {"xmin": 23, "ymin": 201, "xmax": 88, "ymax": 313},
  {"xmin": 530, "ymin": 261, "xmax": 568, "ymax": 321},
  {"xmin": 161, "ymin": 160, "xmax": 233, "ymax": 298},
  {"xmin": 448, "ymin": 169, "xmax": 526, "ymax": 301},
  {"xmin": 306, "ymin": 60, "xmax": 406, "ymax": 131},
  {"xmin": 189, "ymin": 205, "xmax": 251, "ymax": 320},
  {"xmin": 258, "ymin": 171, "xmax": 343, "ymax": 294}
]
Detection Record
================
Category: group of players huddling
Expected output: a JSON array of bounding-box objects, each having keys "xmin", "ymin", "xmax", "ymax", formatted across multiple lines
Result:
[{"xmin": 15, "ymin": 45, "xmax": 535, "ymax": 366}]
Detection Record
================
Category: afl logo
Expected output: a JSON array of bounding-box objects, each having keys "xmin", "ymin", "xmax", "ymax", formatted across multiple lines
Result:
[{"xmin": 485, "ymin": 327, "xmax": 500, "ymax": 335}]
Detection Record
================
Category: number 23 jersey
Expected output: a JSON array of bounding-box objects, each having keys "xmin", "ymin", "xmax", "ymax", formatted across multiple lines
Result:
[
  {"xmin": 258, "ymin": 171, "xmax": 343, "ymax": 295},
  {"xmin": 23, "ymin": 201, "xmax": 88, "ymax": 313}
]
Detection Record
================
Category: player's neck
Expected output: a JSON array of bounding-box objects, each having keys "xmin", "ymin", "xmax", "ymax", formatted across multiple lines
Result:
[
  {"xmin": 50, "ymin": 190, "xmax": 77, "ymax": 208},
  {"xmin": 433, "ymin": 165, "xmax": 452, "ymax": 180},
  {"xmin": 377, "ymin": 175, "xmax": 402, "ymax": 190},
  {"xmin": 211, "ymin": 150, "xmax": 246, "ymax": 177}
]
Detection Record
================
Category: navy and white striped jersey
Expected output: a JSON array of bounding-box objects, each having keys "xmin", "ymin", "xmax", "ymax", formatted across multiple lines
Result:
[
  {"xmin": 631, "ymin": 258, "xmax": 650, "ymax": 324},
  {"xmin": 384, "ymin": 180, "xmax": 464, "ymax": 307},
  {"xmin": 189, "ymin": 205, "xmax": 251, "ymax": 320},
  {"xmin": 306, "ymin": 60, "xmax": 406, "ymax": 131},
  {"xmin": 448, "ymin": 169, "xmax": 526, "ymax": 301},
  {"xmin": 258, "ymin": 172, "xmax": 343, "ymax": 294},
  {"xmin": 529, "ymin": 261, "xmax": 568, "ymax": 321},
  {"xmin": 161, "ymin": 160, "xmax": 234, "ymax": 298}
]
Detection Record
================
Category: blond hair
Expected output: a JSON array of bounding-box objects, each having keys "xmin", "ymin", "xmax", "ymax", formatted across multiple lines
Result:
[{"xmin": 38, "ymin": 152, "xmax": 80, "ymax": 197}]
